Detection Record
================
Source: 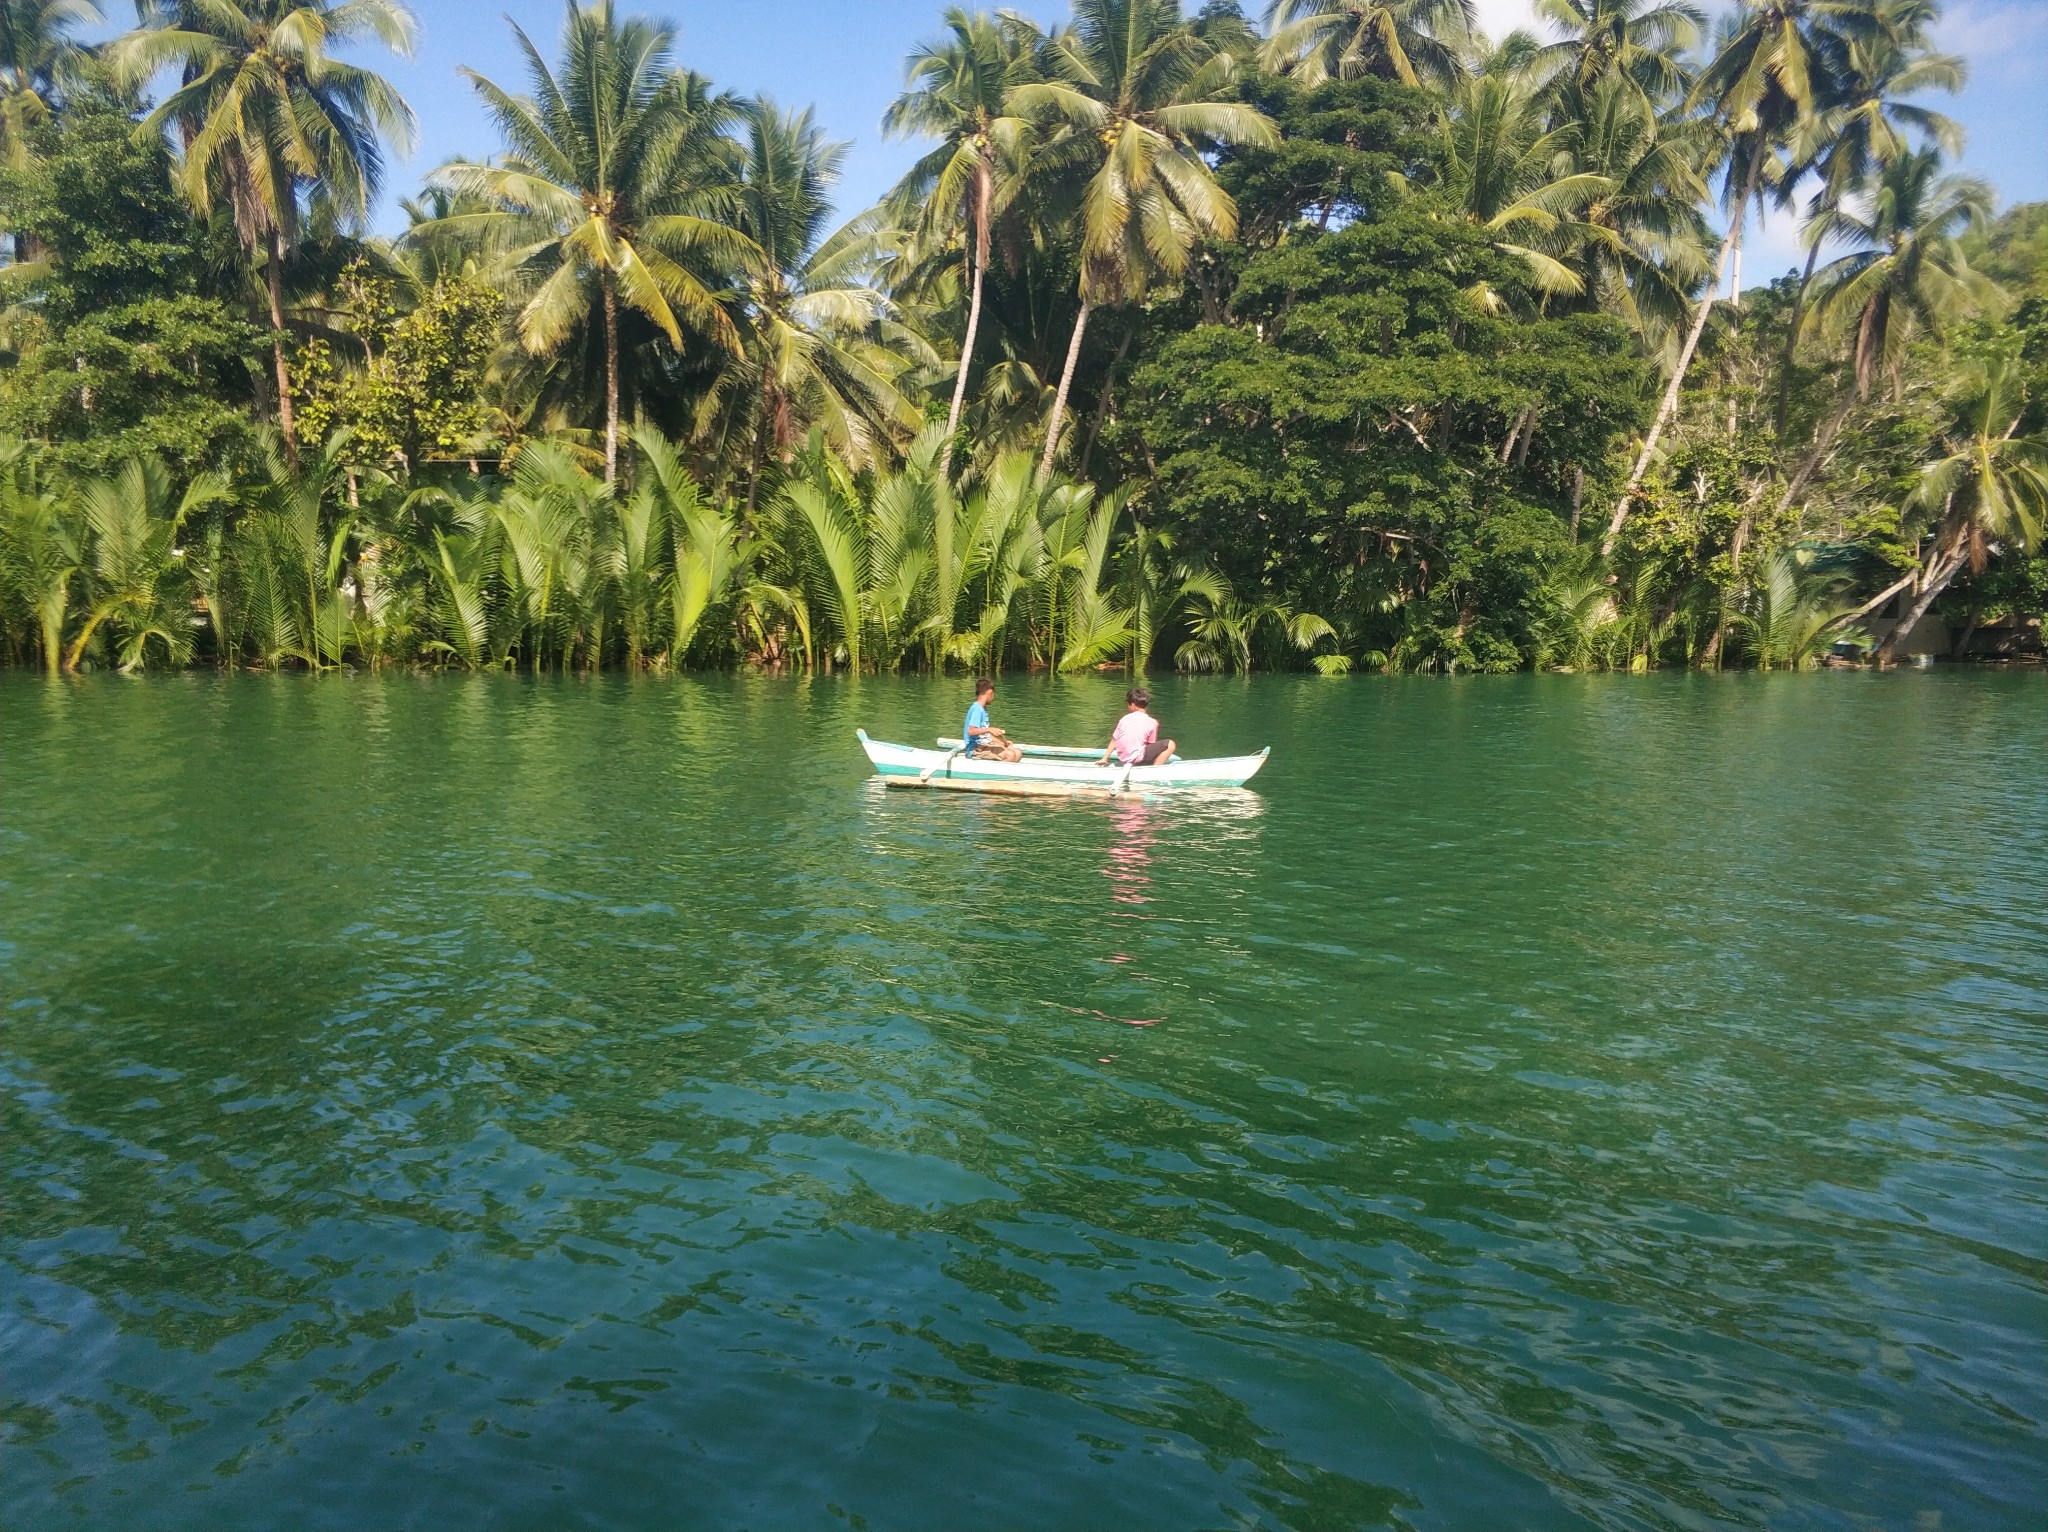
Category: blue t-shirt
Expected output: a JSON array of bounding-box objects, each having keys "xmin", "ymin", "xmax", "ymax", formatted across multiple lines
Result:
[{"xmin": 963, "ymin": 700, "xmax": 990, "ymax": 752}]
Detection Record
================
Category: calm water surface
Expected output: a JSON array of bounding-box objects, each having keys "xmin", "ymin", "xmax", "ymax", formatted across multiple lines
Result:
[{"xmin": 3, "ymin": 672, "xmax": 2043, "ymax": 1530}]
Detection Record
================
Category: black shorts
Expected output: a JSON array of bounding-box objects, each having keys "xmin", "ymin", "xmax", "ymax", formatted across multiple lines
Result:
[{"xmin": 1136, "ymin": 740, "xmax": 1172, "ymax": 765}]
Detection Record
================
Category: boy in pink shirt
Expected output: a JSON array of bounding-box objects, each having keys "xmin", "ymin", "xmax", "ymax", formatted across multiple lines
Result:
[{"xmin": 1098, "ymin": 687, "xmax": 1176, "ymax": 767}]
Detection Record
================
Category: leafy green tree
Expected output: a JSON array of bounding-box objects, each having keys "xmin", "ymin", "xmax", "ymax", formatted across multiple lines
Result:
[
  {"xmin": 428, "ymin": 0, "xmax": 754, "ymax": 482},
  {"xmin": 1736, "ymin": 547, "xmax": 1863, "ymax": 665},
  {"xmin": 1122, "ymin": 204, "xmax": 1649, "ymax": 669},
  {"xmin": 113, "ymin": 0, "xmax": 418, "ymax": 465},
  {"xmin": 294, "ymin": 257, "xmax": 503, "ymax": 469},
  {"xmin": 0, "ymin": 88, "xmax": 261, "ymax": 474},
  {"xmin": 1011, "ymin": 0, "xmax": 1277, "ymax": 478},
  {"xmin": 1438, "ymin": 54, "xmax": 1611, "ymax": 299}
]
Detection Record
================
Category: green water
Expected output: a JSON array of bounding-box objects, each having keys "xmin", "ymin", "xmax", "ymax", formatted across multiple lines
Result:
[{"xmin": 3, "ymin": 672, "xmax": 2042, "ymax": 1530}]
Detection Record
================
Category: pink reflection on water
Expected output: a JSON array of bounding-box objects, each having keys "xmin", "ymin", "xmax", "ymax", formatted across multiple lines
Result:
[
  {"xmin": 1096, "ymin": 797, "xmax": 1165, "ymax": 1028},
  {"xmin": 1103, "ymin": 796, "xmax": 1155, "ymax": 907}
]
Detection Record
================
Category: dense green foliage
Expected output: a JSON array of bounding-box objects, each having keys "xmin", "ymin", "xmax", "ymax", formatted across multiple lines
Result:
[{"xmin": 0, "ymin": 0, "xmax": 2042, "ymax": 674}]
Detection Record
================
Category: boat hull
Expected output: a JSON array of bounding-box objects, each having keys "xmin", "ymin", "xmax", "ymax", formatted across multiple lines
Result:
[{"xmin": 857, "ymin": 731, "xmax": 1268, "ymax": 794}]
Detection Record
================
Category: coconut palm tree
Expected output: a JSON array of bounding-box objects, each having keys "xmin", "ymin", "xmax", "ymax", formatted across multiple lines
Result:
[
  {"xmin": 1772, "ymin": 147, "xmax": 1992, "ymax": 516},
  {"xmin": 112, "ymin": 0, "xmax": 417, "ymax": 466},
  {"xmin": 1774, "ymin": 0, "xmax": 1962, "ymax": 435},
  {"xmin": 1260, "ymin": 0, "xmax": 1474, "ymax": 91},
  {"xmin": 1560, "ymin": 73, "xmax": 1715, "ymax": 337},
  {"xmin": 1531, "ymin": 0, "xmax": 1702, "ymax": 104},
  {"xmin": 430, "ymin": 0, "xmax": 756, "ymax": 483},
  {"xmin": 1872, "ymin": 357, "xmax": 2045, "ymax": 665},
  {"xmin": 882, "ymin": 8, "xmax": 1038, "ymax": 470},
  {"xmin": 1010, "ymin": 0, "xmax": 1277, "ymax": 479},
  {"xmin": 1439, "ymin": 57, "xmax": 1613, "ymax": 300},
  {"xmin": 695, "ymin": 99, "xmax": 926, "ymax": 506},
  {"xmin": 1, "ymin": 0, "xmax": 99, "ymax": 169},
  {"xmin": 1602, "ymin": 0, "xmax": 1864, "ymax": 553}
]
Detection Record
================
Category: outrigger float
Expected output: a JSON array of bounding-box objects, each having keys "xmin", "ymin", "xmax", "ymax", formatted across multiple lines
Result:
[{"xmin": 856, "ymin": 730, "xmax": 1271, "ymax": 796}]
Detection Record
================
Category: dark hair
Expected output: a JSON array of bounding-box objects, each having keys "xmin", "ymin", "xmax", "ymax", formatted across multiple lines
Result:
[
  {"xmin": 1126, "ymin": 687, "xmax": 1151, "ymax": 708},
  {"xmin": 974, "ymin": 677, "xmax": 995, "ymax": 696}
]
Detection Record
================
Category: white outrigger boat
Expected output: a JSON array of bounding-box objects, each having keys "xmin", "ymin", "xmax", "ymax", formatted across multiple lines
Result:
[{"xmin": 856, "ymin": 729, "xmax": 1270, "ymax": 796}]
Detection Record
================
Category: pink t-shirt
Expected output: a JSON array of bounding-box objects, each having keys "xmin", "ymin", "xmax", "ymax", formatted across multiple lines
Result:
[{"xmin": 1110, "ymin": 711, "xmax": 1158, "ymax": 764}]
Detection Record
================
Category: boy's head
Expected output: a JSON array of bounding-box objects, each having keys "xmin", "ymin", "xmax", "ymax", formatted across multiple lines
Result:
[
  {"xmin": 1125, "ymin": 687, "xmax": 1151, "ymax": 711},
  {"xmin": 974, "ymin": 677, "xmax": 995, "ymax": 701}
]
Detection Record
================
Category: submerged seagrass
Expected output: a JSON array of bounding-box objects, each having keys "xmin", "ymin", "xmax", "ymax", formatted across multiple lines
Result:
[{"xmin": 2, "ymin": 672, "xmax": 2042, "ymax": 1529}]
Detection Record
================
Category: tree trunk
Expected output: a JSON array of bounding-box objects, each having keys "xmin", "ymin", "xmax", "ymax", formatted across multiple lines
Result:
[
  {"xmin": 1771, "ymin": 384, "xmax": 1860, "ymax": 520},
  {"xmin": 1774, "ymin": 237, "xmax": 1823, "ymax": 441},
  {"xmin": 603, "ymin": 274, "xmax": 620, "ymax": 485},
  {"xmin": 1874, "ymin": 526, "xmax": 1967, "ymax": 666},
  {"xmin": 1081, "ymin": 329, "xmax": 1133, "ymax": 478},
  {"xmin": 1950, "ymin": 614, "xmax": 1980, "ymax": 660},
  {"xmin": 1499, "ymin": 405, "xmax": 1532, "ymax": 464},
  {"xmin": 1702, "ymin": 512, "xmax": 1751, "ymax": 669},
  {"xmin": 1603, "ymin": 141, "xmax": 1765, "ymax": 556},
  {"xmin": 1039, "ymin": 299, "xmax": 1092, "ymax": 483},
  {"xmin": 1824, "ymin": 565, "xmax": 1918, "ymax": 633},
  {"xmin": 39, "ymin": 602, "xmax": 63, "ymax": 676},
  {"xmin": 941, "ymin": 162, "xmax": 991, "ymax": 476},
  {"xmin": 266, "ymin": 227, "xmax": 298, "ymax": 468}
]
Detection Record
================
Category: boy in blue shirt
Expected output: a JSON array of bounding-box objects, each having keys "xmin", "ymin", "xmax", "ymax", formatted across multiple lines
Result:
[{"xmin": 963, "ymin": 678, "xmax": 1022, "ymax": 760}]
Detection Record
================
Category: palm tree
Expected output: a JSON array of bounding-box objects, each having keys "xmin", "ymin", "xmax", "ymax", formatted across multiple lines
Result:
[
  {"xmin": 62, "ymin": 455, "xmax": 228, "ymax": 672},
  {"xmin": 1560, "ymin": 73, "xmax": 1715, "ymax": 337},
  {"xmin": 1260, "ymin": 0, "xmax": 1474, "ymax": 90},
  {"xmin": 883, "ymin": 8, "xmax": 1037, "ymax": 470},
  {"xmin": 430, "ymin": 0, "xmax": 756, "ymax": 483},
  {"xmin": 1011, "ymin": 0, "xmax": 1277, "ymax": 480},
  {"xmin": 1872, "ymin": 357, "xmax": 2046, "ymax": 665},
  {"xmin": 1531, "ymin": 0, "xmax": 1702, "ymax": 104},
  {"xmin": 696, "ymin": 99, "xmax": 925, "ymax": 506},
  {"xmin": 1773, "ymin": 147, "xmax": 1992, "ymax": 516},
  {"xmin": 113, "ymin": 0, "xmax": 418, "ymax": 466},
  {"xmin": 1774, "ymin": 0, "xmax": 1962, "ymax": 435},
  {"xmin": 0, "ymin": 439, "xmax": 79, "ymax": 671},
  {"xmin": 1439, "ymin": 57, "xmax": 1613, "ymax": 300},
  {"xmin": 1, "ymin": 0, "xmax": 99, "ymax": 170},
  {"xmin": 1736, "ymin": 548, "xmax": 1863, "ymax": 667},
  {"xmin": 1175, "ymin": 568, "xmax": 1339, "ymax": 673},
  {"xmin": 1601, "ymin": 0, "xmax": 1858, "ymax": 553}
]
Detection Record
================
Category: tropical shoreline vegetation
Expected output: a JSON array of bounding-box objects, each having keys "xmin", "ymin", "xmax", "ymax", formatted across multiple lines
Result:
[{"xmin": 1, "ymin": 0, "xmax": 2042, "ymax": 676}]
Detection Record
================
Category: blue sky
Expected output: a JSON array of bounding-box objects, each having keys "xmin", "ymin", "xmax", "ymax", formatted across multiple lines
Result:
[{"xmin": 344, "ymin": 0, "xmax": 2045, "ymax": 271}]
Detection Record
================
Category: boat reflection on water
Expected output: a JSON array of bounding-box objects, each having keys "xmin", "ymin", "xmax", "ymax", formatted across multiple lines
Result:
[
  {"xmin": 1104, "ymin": 795, "xmax": 1156, "ymax": 907},
  {"xmin": 1093, "ymin": 790, "xmax": 1266, "ymax": 1032}
]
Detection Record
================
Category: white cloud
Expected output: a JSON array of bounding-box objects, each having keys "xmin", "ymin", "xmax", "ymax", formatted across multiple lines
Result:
[
  {"xmin": 1933, "ymin": 0, "xmax": 2048, "ymax": 88},
  {"xmin": 1466, "ymin": 0, "xmax": 1547, "ymax": 45}
]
